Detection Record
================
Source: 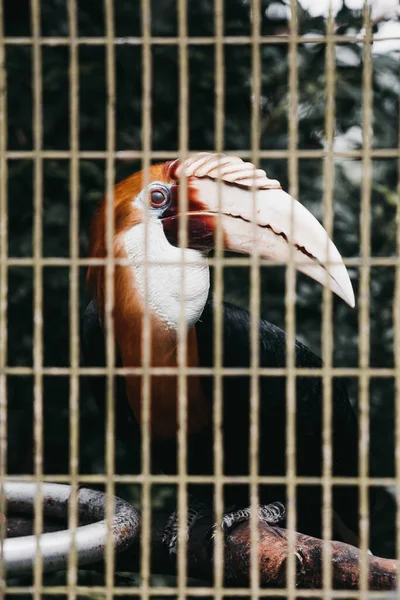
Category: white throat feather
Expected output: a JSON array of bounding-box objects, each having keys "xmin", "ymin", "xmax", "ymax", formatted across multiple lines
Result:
[{"xmin": 123, "ymin": 221, "xmax": 210, "ymax": 330}]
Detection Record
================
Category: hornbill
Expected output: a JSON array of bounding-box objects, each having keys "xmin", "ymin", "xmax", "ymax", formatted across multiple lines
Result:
[{"xmin": 83, "ymin": 153, "xmax": 386, "ymax": 553}]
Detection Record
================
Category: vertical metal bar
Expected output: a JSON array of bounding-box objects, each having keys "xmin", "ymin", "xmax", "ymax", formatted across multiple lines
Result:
[
  {"xmin": 395, "ymin": 69, "xmax": 400, "ymax": 600},
  {"xmin": 103, "ymin": 1, "xmax": 116, "ymax": 597},
  {"xmin": 213, "ymin": 0, "xmax": 225, "ymax": 596},
  {"xmin": 0, "ymin": 0, "xmax": 7, "ymax": 588},
  {"xmin": 359, "ymin": 3, "xmax": 373, "ymax": 593},
  {"xmin": 286, "ymin": 0, "xmax": 298, "ymax": 595},
  {"xmin": 140, "ymin": 0, "xmax": 152, "ymax": 597},
  {"xmin": 322, "ymin": 5, "xmax": 335, "ymax": 597},
  {"xmin": 177, "ymin": 1, "xmax": 189, "ymax": 597},
  {"xmin": 67, "ymin": 0, "xmax": 79, "ymax": 597},
  {"xmin": 31, "ymin": 0, "xmax": 44, "ymax": 595},
  {"xmin": 250, "ymin": 0, "xmax": 261, "ymax": 596}
]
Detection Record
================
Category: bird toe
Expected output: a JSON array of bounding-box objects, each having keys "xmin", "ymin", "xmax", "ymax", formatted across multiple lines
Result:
[{"xmin": 221, "ymin": 502, "xmax": 286, "ymax": 534}]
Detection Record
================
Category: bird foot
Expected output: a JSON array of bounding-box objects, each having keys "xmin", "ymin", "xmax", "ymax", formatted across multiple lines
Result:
[
  {"xmin": 162, "ymin": 496, "xmax": 209, "ymax": 555},
  {"xmin": 221, "ymin": 501, "xmax": 286, "ymax": 534}
]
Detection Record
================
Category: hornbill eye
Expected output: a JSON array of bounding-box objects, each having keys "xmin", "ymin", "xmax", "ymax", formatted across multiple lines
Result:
[{"xmin": 149, "ymin": 186, "xmax": 169, "ymax": 209}]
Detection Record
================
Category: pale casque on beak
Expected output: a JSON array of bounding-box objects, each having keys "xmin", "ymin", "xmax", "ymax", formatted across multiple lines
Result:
[{"xmin": 161, "ymin": 152, "xmax": 355, "ymax": 308}]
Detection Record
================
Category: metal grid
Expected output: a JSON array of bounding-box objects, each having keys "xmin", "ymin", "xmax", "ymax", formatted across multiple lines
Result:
[{"xmin": 1, "ymin": 0, "xmax": 399, "ymax": 598}]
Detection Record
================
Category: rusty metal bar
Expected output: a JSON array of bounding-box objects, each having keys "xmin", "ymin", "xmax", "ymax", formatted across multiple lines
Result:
[
  {"xmin": 249, "ymin": 0, "xmax": 262, "ymax": 597},
  {"xmin": 140, "ymin": 0, "xmax": 152, "ymax": 597},
  {"xmin": 0, "ymin": 473, "xmax": 398, "ymax": 486},
  {"xmin": 286, "ymin": 0, "xmax": 298, "ymax": 596},
  {"xmin": 5, "ymin": 365, "xmax": 400, "ymax": 377},
  {"xmin": 4, "ymin": 256, "xmax": 400, "ymax": 269},
  {"xmin": 67, "ymin": 0, "xmax": 79, "ymax": 597},
  {"xmin": 1, "ymin": 589, "xmax": 398, "ymax": 598},
  {"xmin": 103, "ymin": 1, "xmax": 117, "ymax": 598},
  {"xmin": 31, "ymin": 0, "xmax": 45, "ymax": 597},
  {"xmin": 177, "ymin": 0, "xmax": 189, "ymax": 597},
  {"xmin": 3, "ymin": 34, "xmax": 398, "ymax": 46},
  {"xmin": 213, "ymin": 0, "xmax": 225, "ymax": 595},
  {"xmin": 0, "ymin": 0, "xmax": 7, "ymax": 589},
  {"xmin": 5, "ymin": 256, "xmax": 400, "ymax": 268},
  {"xmin": 321, "ymin": 5, "xmax": 335, "ymax": 596},
  {"xmin": 4, "ymin": 148, "xmax": 400, "ymax": 159},
  {"xmin": 394, "ymin": 20, "xmax": 400, "ymax": 597},
  {"xmin": 359, "ymin": 3, "xmax": 373, "ymax": 593}
]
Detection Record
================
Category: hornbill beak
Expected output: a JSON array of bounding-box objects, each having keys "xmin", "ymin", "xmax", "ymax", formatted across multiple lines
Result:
[{"xmin": 161, "ymin": 153, "xmax": 355, "ymax": 308}]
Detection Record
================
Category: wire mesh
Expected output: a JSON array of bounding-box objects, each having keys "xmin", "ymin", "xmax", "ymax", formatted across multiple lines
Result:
[{"xmin": 1, "ymin": 0, "xmax": 399, "ymax": 597}]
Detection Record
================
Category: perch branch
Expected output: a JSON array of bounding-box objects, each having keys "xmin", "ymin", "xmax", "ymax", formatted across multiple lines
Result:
[
  {"xmin": 7, "ymin": 511, "xmax": 397, "ymax": 589},
  {"xmin": 114, "ymin": 512, "xmax": 397, "ymax": 589}
]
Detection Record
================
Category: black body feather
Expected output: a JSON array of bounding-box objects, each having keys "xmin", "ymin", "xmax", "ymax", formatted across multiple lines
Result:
[{"xmin": 82, "ymin": 299, "xmax": 389, "ymax": 545}]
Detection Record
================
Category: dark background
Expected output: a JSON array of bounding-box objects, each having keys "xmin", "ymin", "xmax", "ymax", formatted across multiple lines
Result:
[{"xmin": 4, "ymin": 0, "xmax": 400, "ymax": 584}]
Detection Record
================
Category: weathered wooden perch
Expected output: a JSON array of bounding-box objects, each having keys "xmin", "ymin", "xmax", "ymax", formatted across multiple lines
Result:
[
  {"xmin": 222, "ymin": 521, "xmax": 397, "ymax": 589},
  {"xmin": 7, "ymin": 511, "xmax": 397, "ymax": 589},
  {"xmin": 111, "ymin": 512, "xmax": 398, "ymax": 589}
]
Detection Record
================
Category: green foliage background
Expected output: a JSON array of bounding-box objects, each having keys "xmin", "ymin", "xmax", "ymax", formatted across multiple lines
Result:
[{"xmin": 4, "ymin": 0, "xmax": 400, "ymax": 579}]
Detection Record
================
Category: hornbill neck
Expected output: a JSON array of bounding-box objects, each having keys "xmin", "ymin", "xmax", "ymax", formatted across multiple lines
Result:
[
  {"xmin": 90, "ymin": 236, "xmax": 211, "ymax": 440},
  {"xmin": 114, "ymin": 256, "xmax": 210, "ymax": 440}
]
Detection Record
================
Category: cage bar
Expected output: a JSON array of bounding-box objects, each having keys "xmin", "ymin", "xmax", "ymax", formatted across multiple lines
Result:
[
  {"xmin": 0, "ymin": 0, "xmax": 7, "ymax": 589},
  {"xmin": 0, "ymin": 473, "xmax": 399, "ymax": 486},
  {"xmin": 3, "ymin": 34, "xmax": 399, "ymax": 46},
  {"xmin": 286, "ymin": 0, "xmax": 299, "ymax": 596},
  {"xmin": 67, "ymin": 0, "xmax": 80, "ymax": 597},
  {"xmin": 4, "ymin": 148, "xmax": 400, "ymax": 161},
  {"xmin": 249, "ymin": 0, "xmax": 262, "ymax": 597},
  {"xmin": 6, "ymin": 256, "xmax": 400, "ymax": 268},
  {"xmin": 359, "ymin": 3, "xmax": 373, "ymax": 592},
  {"xmin": 177, "ymin": 1, "xmax": 190, "ymax": 596},
  {"xmin": 6, "ymin": 365, "xmax": 400, "ymax": 378},
  {"xmin": 104, "ymin": 0, "xmax": 117, "ymax": 597},
  {"xmin": 396, "ymin": 58, "xmax": 400, "ymax": 600},
  {"xmin": 140, "ymin": 0, "xmax": 152, "ymax": 597},
  {"xmin": 321, "ymin": 5, "xmax": 335, "ymax": 596},
  {"xmin": 31, "ymin": 0, "xmax": 45, "ymax": 596},
  {"xmin": 212, "ymin": 0, "xmax": 225, "ymax": 595}
]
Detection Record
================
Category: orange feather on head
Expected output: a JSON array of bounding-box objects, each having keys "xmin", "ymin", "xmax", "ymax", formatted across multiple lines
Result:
[{"xmin": 87, "ymin": 162, "xmax": 172, "ymax": 320}]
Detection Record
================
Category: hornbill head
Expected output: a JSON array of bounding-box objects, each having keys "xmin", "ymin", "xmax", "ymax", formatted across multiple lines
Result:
[{"xmin": 88, "ymin": 152, "xmax": 354, "ymax": 329}]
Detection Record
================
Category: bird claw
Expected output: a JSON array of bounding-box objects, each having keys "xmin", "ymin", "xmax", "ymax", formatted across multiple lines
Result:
[
  {"xmin": 162, "ymin": 497, "xmax": 209, "ymax": 555},
  {"xmin": 221, "ymin": 501, "xmax": 286, "ymax": 534}
]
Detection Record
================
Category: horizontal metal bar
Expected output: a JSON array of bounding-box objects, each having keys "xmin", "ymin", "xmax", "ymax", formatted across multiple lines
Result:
[
  {"xmin": 5, "ymin": 148, "xmax": 400, "ymax": 160},
  {"xmin": 4, "ymin": 256, "xmax": 400, "ymax": 268},
  {"xmin": 3, "ymin": 34, "xmax": 399, "ymax": 46},
  {"xmin": 1, "ymin": 586, "xmax": 396, "ymax": 597},
  {"xmin": 4, "ymin": 474, "xmax": 398, "ymax": 486},
  {"xmin": 3, "ymin": 366, "xmax": 399, "ymax": 377}
]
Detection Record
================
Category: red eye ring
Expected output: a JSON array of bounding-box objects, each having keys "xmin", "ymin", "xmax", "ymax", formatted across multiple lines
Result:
[{"xmin": 149, "ymin": 187, "xmax": 169, "ymax": 208}]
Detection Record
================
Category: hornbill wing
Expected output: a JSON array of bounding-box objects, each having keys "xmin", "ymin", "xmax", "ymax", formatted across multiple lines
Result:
[
  {"xmin": 195, "ymin": 300, "xmax": 388, "ymax": 546},
  {"xmin": 82, "ymin": 300, "xmax": 395, "ymax": 552},
  {"xmin": 82, "ymin": 301, "xmax": 141, "ymax": 451},
  {"xmin": 196, "ymin": 298, "xmax": 359, "ymax": 476}
]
